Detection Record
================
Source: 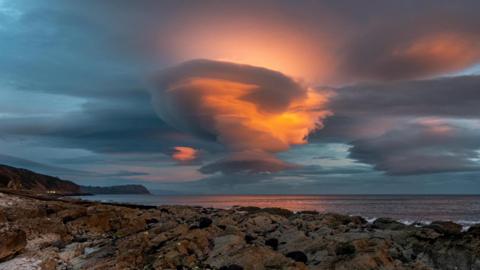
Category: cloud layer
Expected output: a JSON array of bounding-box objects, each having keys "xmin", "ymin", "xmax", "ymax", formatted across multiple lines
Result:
[{"xmin": 150, "ymin": 60, "xmax": 331, "ymax": 174}]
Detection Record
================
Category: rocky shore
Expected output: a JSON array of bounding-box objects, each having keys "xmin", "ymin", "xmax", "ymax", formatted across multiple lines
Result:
[{"xmin": 1, "ymin": 191, "xmax": 480, "ymax": 270}]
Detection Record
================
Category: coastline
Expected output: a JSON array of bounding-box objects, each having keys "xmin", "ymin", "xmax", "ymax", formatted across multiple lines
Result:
[
  {"xmin": 73, "ymin": 193, "xmax": 480, "ymax": 230},
  {"xmin": 1, "ymin": 190, "xmax": 480, "ymax": 269}
]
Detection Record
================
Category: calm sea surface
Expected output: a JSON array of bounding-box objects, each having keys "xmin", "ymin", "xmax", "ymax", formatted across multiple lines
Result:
[{"xmin": 75, "ymin": 194, "xmax": 480, "ymax": 226}]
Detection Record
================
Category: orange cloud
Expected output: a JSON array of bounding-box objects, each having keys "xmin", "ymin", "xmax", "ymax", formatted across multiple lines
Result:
[
  {"xmin": 393, "ymin": 33, "xmax": 480, "ymax": 75},
  {"xmin": 172, "ymin": 146, "xmax": 197, "ymax": 162},
  {"xmin": 151, "ymin": 60, "xmax": 332, "ymax": 173}
]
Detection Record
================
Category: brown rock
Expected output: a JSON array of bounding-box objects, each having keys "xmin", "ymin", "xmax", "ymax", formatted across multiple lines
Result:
[
  {"xmin": 0, "ymin": 229, "xmax": 27, "ymax": 261},
  {"xmin": 0, "ymin": 209, "xmax": 6, "ymax": 223}
]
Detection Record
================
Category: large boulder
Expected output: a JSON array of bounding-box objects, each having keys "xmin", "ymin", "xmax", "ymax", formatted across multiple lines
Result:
[
  {"xmin": 0, "ymin": 229, "xmax": 27, "ymax": 261},
  {"xmin": 372, "ymin": 218, "xmax": 407, "ymax": 230},
  {"xmin": 427, "ymin": 221, "xmax": 462, "ymax": 235}
]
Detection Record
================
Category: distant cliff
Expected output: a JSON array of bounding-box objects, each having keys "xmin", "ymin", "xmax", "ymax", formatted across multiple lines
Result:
[
  {"xmin": 80, "ymin": 185, "xmax": 150, "ymax": 195},
  {"xmin": 0, "ymin": 164, "xmax": 80, "ymax": 194},
  {"xmin": 0, "ymin": 164, "xmax": 150, "ymax": 195}
]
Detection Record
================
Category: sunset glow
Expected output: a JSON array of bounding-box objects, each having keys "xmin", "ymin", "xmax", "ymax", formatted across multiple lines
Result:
[
  {"xmin": 190, "ymin": 78, "xmax": 330, "ymax": 152},
  {"xmin": 172, "ymin": 146, "xmax": 197, "ymax": 162}
]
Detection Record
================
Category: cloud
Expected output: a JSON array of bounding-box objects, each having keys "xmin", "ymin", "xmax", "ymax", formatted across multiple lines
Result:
[
  {"xmin": 150, "ymin": 59, "xmax": 331, "ymax": 174},
  {"xmin": 339, "ymin": 31, "xmax": 480, "ymax": 82},
  {"xmin": 172, "ymin": 146, "xmax": 198, "ymax": 163},
  {"xmin": 199, "ymin": 151, "xmax": 297, "ymax": 175},
  {"xmin": 349, "ymin": 119, "xmax": 480, "ymax": 175},
  {"xmin": 312, "ymin": 75, "xmax": 480, "ymax": 141},
  {"xmin": 330, "ymin": 75, "xmax": 480, "ymax": 118}
]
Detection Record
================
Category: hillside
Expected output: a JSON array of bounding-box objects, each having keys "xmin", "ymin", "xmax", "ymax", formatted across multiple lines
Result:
[
  {"xmin": 79, "ymin": 184, "xmax": 150, "ymax": 195},
  {"xmin": 0, "ymin": 164, "xmax": 80, "ymax": 194},
  {"xmin": 0, "ymin": 164, "xmax": 150, "ymax": 195}
]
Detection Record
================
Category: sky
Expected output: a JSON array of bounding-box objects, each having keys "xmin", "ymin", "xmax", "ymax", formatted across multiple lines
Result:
[{"xmin": 1, "ymin": 0, "xmax": 480, "ymax": 194}]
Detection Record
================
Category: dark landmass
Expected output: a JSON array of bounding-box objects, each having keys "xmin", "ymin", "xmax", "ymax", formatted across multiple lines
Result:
[
  {"xmin": 79, "ymin": 184, "xmax": 150, "ymax": 195},
  {"xmin": 0, "ymin": 164, "xmax": 150, "ymax": 195},
  {"xmin": 0, "ymin": 190, "xmax": 479, "ymax": 269},
  {"xmin": 0, "ymin": 164, "xmax": 80, "ymax": 194}
]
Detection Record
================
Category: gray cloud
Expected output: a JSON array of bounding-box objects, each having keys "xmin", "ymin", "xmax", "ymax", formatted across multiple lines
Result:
[
  {"xmin": 349, "ymin": 121, "xmax": 480, "ymax": 175},
  {"xmin": 330, "ymin": 75, "xmax": 480, "ymax": 119},
  {"xmin": 199, "ymin": 151, "xmax": 297, "ymax": 175}
]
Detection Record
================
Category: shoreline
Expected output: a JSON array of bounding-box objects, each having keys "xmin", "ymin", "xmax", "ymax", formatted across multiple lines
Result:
[
  {"xmin": 73, "ymin": 193, "xmax": 480, "ymax": 230},
  {"xmin": 1, "ymin": 190, "xmax": 480, "ymax": 269}
]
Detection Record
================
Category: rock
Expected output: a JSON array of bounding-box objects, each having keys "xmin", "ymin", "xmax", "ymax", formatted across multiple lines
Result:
[
  {"xmin": 467, "ymin": 224, "xmax": 480, "ymax": 237},
  {"xmin": 349, "ymin": 215, "xmax": 367, "ymax": 226},
  {"xmin": 58, "ymin": 207, "xmax": 87, "ymax": 223},
  {"xmin": 335, "ymin": 242, "xmax": 356, "ymax": 256},
  {"xmin": 209, "ymin": 234, "xmax": 245, "ymax": 258},
  {"xmin": 0, "ymin": 229, "xmax": 27, "ymax": 261},
  {"xmin": 298, "ymin": 210, "xmax": 319, "ymax": 215},
  {"xmin": 198, "ymin": 217, "xmax": 213, "ymax": 229},
  {"xmin": 285, "ymin": 251, "xmax": 308, "ymax": 263},
  {"xmin": 209, "ymin": 246, "xmax": 294, "ymax": 269},
  {"xmin": 219, "ymin": 264, "xmax": 244, "ymax": 270},
  {"xmin": 427, "ymin": 221, "xmax": 462, "ymax": 235},
  {"xmin": 235, "ymin": 206, "xmax": 293, "ymax": 218},
  {"xmin": 244, "ymin": 234, "xmax": 255, "ymax": 244},
  {"xmin": 234, "ymin": 206, "xmax": 261, "ymax": 213},
  {"xmin": 0, "ymin": 210, "xmax": 6, "ymax": 223},
  {"xmin": 372, "ymin": 217, "xmax": 407, "ymax": 230},
  {"xmin": 261, "ymin": 207, "xmax": 293, "ymax": 218},
  {"xmin": 1, "ymin": 191, "xmax": 480, "ymax": 270},
  {"xmin": 265, "ymin": 238, "xmax": 279, "ymax": 250}
]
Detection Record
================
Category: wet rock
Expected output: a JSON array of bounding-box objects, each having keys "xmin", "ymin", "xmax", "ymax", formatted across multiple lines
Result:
[
  {"xmin": 285, "ymin": 251, "xmax": 308, "ymax": 263},
  {"xmin": 0, "ymin": 229, "xmax": 27, "ymax": 261},
  {"xmin": 372, "ymin": 217, "xmax": 407, "ymax": 230},
  {"xmin": 427, "ymin": 221, "xmax": 462, "ymax": 235}
]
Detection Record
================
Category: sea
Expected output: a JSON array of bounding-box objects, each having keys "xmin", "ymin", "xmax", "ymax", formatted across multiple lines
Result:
[{"xmin": 75, "ymin": 194, "xmax": 480, "ymax": 228}]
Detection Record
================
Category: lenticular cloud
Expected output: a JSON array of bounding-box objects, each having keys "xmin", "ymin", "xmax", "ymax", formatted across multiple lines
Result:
[{"xmin": 149, "ymin": 59, "xmax": 331, "ymax": 174}]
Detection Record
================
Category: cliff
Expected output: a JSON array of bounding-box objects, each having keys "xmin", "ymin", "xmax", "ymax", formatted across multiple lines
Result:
[
  {"xmin": 0, "ymin": 164, "xmax": 150, "ymax": 195},
  {"xmin": 0, "ymin": 164, "xmax": 80, "ymax": 194}
]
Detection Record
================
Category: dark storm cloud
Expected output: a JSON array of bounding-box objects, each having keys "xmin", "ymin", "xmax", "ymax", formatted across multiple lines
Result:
[
  {"xmin": 0, "ymin": 96, "xmax": 222, "ymax": 155},
  {"xmin": 349, "ymin": 121, "xmax": 480, "ymax": 175},
  {"xmin": 311, "ymin": 74, "xmax": 480, "ymax": 175}
]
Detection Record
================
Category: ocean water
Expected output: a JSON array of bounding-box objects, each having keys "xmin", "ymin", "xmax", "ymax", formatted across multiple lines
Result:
[{"xmin": 75, "ymin": 194, "xmax": 480, "ymax": 227}]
